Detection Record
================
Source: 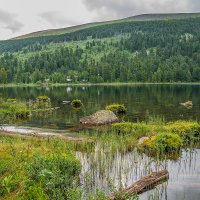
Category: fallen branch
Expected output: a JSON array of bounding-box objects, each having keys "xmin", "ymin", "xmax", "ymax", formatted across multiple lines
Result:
[{"xmin": 110, "ymin": 170, "xmax": 169, "ymax": 199}]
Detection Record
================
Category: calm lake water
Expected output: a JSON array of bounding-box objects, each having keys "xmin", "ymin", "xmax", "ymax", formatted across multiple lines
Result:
[
  {"xmin": 0, "ymin": 84, "xmax": 200, "ymax": 200},
  {"xmin": 76, "ymin": 147, "xmax": 200, "ymax": 200},
  {"xmin": 0, "ymin": 84, "xmax": 200, "ymax": 129}
]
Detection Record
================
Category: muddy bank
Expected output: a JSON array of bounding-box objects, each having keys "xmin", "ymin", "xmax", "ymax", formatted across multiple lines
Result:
[{"xmin": 0, "ymin": 125, "xmax": 93, "ymax": 143}]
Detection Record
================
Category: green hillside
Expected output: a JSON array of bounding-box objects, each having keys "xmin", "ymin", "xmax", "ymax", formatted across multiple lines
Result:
[
  {"xmin": 0, "ymin": 13, "xmax": 200, "ymax": 84},
  {"xmin": 12, "ymin": 13, "xmax": 200, "ymax": 40}
]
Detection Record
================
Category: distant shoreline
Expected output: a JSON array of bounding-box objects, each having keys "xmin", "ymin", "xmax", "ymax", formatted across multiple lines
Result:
[{"xmin": 1, "ymin": 82, "xmax": 200, "ymax": 88}]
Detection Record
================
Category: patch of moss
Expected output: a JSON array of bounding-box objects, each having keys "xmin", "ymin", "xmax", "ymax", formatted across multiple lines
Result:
[
  {"xmin": 105, "ymin": 104, "xmax": 127, "ymax": 114},
  {"xmin": 71, "ymin": 99, "xmax": 82, "ymax": 108},
  {"xmin": 30, "ymin": 96, "xmax": 51, "ymax": 111},
  {"xmin": 36, "ymin": 96, "xmax": 50, "ymax": 102}
]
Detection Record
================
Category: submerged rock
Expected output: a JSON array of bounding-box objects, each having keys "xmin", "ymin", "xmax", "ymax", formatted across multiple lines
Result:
[{"xmin": 80, "ymin": 110, "xmax": 119, "ymax": 125}]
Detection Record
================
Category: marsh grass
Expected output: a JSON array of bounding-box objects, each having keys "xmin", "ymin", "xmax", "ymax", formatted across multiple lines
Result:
[
  {"xmin": 79, "ymin": 119, "xmax": 200, "ymax": 158},
  {"xmin": 0, "ymin": 98, "xmax": 30, "ymax": 121},
  {"xmin": 0, "ymin": 135, "xmax": 82, "ymax": 200},
  {"xmin": 0, "ymin": 118, "xmax": 199, "ymax": 199}
]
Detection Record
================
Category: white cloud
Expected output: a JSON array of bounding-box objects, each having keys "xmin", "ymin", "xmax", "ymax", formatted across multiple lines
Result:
[
  {"xmin": 0, "ymin": 0, "xmax": 199, "ymax": 40},
  {"xmin": 82, "ymin": 0, "xmax": 190, "ymax": 21}
]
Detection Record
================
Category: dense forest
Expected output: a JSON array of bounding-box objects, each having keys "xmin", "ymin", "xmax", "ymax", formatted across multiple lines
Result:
[{"xmin": 1, "ymin": 17, "xmax": 200, "ymax": 83}]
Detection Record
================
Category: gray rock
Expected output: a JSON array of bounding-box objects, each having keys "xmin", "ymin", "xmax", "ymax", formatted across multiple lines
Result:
[{"xmin": 80, "ymin": 110, "xmax": 119, "ymax": 125}]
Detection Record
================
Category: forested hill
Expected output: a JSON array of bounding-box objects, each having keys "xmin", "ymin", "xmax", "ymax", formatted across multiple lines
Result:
[{"xmin": 0, "ymin": 14, "xmax": 200, "ymax": 84}]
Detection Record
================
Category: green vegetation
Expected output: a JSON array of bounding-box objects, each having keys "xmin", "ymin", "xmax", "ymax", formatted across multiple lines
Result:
[
  {"xmin": 90, "ymin": 120, "xmax": 200, "ymax": 154},
  {"xmin": 105, "ymin": 104, "xmax": 127, "ymax": 114},
  {"xmin": 0, "ymin": 118, "xmax": 199, "ymax": 199},
  {"xmin": 0, "ymin": 98, "xmax": 30, "ymax": 120},
  {"xmin": 139, "ymin": 132, "xmax": 183, "ymax": 156},
  {"xmin": 1, "ymin": 16, "xmax": 200, "ymax": 84},
  {"xmin": 71, "ymin": 99, "xmax": 82, "ymax": 108},
  {"xmin": 0, "ymin": 136, "xmax": 81, "ymax": 200},
  {"xmin": 36, "ymin": 96, "xmax": 50, "ymax": 102},
  {"xmin": 30, "ymin": 96, "xmax": 52, "ymax": 111}
]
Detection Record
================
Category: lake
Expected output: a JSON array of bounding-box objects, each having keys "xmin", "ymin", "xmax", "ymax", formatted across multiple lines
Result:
[
  {"xmin": 0, "ymin": 84, "xmax": 200, "ymax": 200},
  {"xmin": 0, "ymin": 84, "xmax": 200, "ymax": 129}
]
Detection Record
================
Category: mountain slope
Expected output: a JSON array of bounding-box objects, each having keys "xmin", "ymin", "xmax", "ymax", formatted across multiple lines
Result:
[
  {"xmin": 0, "ymin": 13, "xmax": 200, "ymax": 84},
  {"xmin": 12, "ymin": 13, "xmax": 200, "ymax": 40}
]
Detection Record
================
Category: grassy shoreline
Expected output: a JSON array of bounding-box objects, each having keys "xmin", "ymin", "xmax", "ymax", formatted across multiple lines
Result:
[
  {"xmin": 0, "ymin": 119, "xmax": 200, "ymax": 199},
  {"xmin": 1, "ymin": 82, "xmax": 200, "ymax": 88}
]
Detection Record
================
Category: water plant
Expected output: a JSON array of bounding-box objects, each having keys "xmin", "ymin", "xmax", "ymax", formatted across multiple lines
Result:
[
  {"xmin": 166, "ymin": 120, "xmax": 200, "ymax": 143},
  {"xmin": 0, "ymin": 98, "xmax": 30, "ymax": 120},
  {"xmin": 105, "ymin": 104, "xmax": 127, "ymax": 114},
  {"xmin": 36, "ymin": 96, "xmax": 50, "ymax": 102},
  {"xmin": 28, "ymin": 96, "xmax": 52, "ymax": 112},
  {"xmin": 71, "ymin": 99, "xmax": 82, "ymax": 108},
  {"xmin": 139, "ymin": 132, "xmax": 183, "ymax": 156}
]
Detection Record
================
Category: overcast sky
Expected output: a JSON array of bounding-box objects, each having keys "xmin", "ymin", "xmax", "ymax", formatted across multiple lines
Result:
[{"xmin": 0, "ymin": 0, "xmax": 200, "ymax": 40}]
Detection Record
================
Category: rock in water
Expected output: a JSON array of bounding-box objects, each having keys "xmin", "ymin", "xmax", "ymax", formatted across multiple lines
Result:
[{"xmin": 80, "ymin": 110, "xmax": 119, "ymax": 125}]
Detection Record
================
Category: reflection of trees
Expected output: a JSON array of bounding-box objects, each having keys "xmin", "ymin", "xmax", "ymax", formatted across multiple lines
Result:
[{"xmin": 0, "ymin": 85, "xmax": 200, "ymax": 129}]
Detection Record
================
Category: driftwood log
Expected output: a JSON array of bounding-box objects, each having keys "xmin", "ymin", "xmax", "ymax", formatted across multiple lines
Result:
[{"xmin": 110, "ymin": 170, "xmax": 169, "ymax": 199}]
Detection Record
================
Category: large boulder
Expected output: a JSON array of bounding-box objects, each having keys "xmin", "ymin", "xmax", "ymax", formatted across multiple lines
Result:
[{"xmin": 80, "ymin": 110, "xmax": 119, "ymax": 125}]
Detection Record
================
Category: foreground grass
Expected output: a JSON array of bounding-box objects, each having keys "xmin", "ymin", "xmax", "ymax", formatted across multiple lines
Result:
[
  {"xmin": 0, "ymin": 119, "xmax": 199, "ymax": 199},
  {"xmin": 0, "ymin": 135, "xmax": 82, "ymax": 200}
]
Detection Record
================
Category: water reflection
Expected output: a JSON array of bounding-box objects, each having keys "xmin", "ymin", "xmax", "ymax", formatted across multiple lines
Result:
[
  {"xmin": 0, "ymin": 84, "xmax": 200, "ymax": 129},
  {"xmin": 76, "ymin": 145, "xmax": 200, "ymax": 200}
]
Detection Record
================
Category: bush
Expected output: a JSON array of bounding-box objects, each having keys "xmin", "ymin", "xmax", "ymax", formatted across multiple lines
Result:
[
  {"xmin": 20, "ymin": 184, "xmax": 48, "ymax": 200},
  {"xmin": 166, "ymin": 121, "xmax": 200, "ymax": 142},
  {"xmin": 140, "ymin": 132, "xmax": 183, "ymax": 155},
  {"xmin": 105, "ymin": 104, "xmax": 127, "ymax": 114}
]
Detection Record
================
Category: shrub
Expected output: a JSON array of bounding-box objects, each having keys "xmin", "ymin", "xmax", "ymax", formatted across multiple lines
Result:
[
  {"xmin": 105, "ymin": 104, "xmax": 127, "ymax": 114},
  {"xmin": 166, "ymin": 121, "xmax": 200, "ymax": 142},
  {"xmin": 140, "ymin": 132, "xmax": 183, "ymax": 155},
  {"xmin": 19, "ymin": 184, "xmax": 48, "ymax": 200}
]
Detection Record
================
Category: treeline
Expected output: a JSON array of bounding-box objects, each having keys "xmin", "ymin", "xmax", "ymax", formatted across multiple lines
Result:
[{"xmin": 1, "ymin": 17, "xmax": 200, "ymax": 83}]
